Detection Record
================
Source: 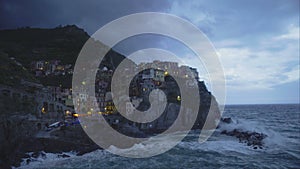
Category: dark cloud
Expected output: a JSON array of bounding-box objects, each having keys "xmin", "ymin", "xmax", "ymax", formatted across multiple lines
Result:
[
  {"xmin": 1, "ymin": 0, "xmax": 298, "ymax": 38},
  {"xmin": 168, "ymin": 0, "xmax": 299, "ymax": 40},
  {"xmin": 0, "ymin": 0, "xmax": 170, "ymax": 34}
]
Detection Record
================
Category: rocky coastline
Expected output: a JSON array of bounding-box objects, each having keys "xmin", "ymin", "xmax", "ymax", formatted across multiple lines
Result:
[
  {"xmin": 0, "ymin": 113, "xmax": 267, "ymax": 168},
  {"xmin": 219, "ymin": 117, "xmax": 268, "ymax": 149},
  {"xmin": 0, "ymin": 80, "xmax": 220, "ymax": 168},
  {"xmin": 0, "ymin": 26, "xmax": 267, "ymax": 169},
  {"xmin": 0, "ymin": 118, "xmax": 101, "ymax": 169}
]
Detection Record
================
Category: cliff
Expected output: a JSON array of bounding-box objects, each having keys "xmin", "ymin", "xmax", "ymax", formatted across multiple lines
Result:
[{"xmin": 0, "ymin": 26, "xmax": 220, "ymax": 168}]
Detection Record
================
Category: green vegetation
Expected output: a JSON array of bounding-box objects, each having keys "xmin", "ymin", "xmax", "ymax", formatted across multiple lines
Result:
[
  {"xmin": 0, "ymin": 52, "xmax": 38, "ymax": 86},
  {"xmin": 0, "ymin": 25, "xmax": 89, "ymax": 65},
  {"xmin": 0, "ymin": 25, "xmax": 127, "ymax": 88}
]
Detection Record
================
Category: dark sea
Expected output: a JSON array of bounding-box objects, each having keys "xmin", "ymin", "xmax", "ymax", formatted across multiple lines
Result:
[{"xmin": 18, "ymin": 104, "xmax": 300, "ymax": 169}]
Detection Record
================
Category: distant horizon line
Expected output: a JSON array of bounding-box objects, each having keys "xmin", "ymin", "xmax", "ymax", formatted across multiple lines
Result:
[{"xmin": 224, "ymin": 102, "xmax": 299, "ymax": 106}]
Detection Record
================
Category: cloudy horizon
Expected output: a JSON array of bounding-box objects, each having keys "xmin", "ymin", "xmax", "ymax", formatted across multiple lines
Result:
[{"xmin": 1, "ymin": 0, "xmax": 299, "ymax": 104}]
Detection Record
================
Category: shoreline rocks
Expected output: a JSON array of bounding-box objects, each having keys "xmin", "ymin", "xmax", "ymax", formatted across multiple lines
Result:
[
  {"xmin": 221, "ymin": 129, "xmax": 267, "ymax": 149},
  {"xmin": 0, "ymin": 123, "xmax": 101, "ymax": 169},
  {"xmin": 219, "ymin": 117, "xmax": 268, "ymax": 149}
]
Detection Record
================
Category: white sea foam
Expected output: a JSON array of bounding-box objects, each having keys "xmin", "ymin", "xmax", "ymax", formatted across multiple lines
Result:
[
  {"xmin": 178, "ymin": 139, "xmax": 258, "ymax": 155},
  {"xmin": 18, "ymin": 118, "xmax": 282, "ymax": 168},
  {"xmin": 16, "ymin": 151, "xmax": 78, "ymax": 169},
  {"xmin": 107, "ymin": 132, "xmax": 186, "ymax": 157},
  {"xmin": 217, "ymin": 117, "xmax": 288, "ymax": 151},
  {"xmin": 14, "ymin": 105, "xmax": 300, "ymax": 168},
  {"xmin": 218, "ymin": 118, "xmax": 266, "ymax": 133}
]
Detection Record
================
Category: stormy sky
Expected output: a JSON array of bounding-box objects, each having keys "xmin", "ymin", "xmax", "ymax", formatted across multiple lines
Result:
[{"xmin": 1, "ymin": 0, "xmax": 299, "ymax": 104}]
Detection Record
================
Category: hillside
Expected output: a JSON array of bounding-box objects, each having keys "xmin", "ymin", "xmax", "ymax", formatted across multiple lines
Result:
[
  {"xmin": 0, "ymin": 52, "xmax": 38, "ymax": 86},
  {"xmin": 0, "ymin": 25, "xmax": 126, "ymax": 88},
  {"xmin": 0, "ymin": 25, "xmax": 89, "ymax": 65},
  {"xmin": 0, "ymin": 26, "xmax": 221, "ymax": 168}
]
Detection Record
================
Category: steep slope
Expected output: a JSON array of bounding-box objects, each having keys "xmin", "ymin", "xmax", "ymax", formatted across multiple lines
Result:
[
  {"xmin": 0, "ymin": 25, "xmax": 89, "ymax": 65},
  {"xmin": 0, "ymin": 26, "xmax": 220, "ymax": 168},
  {"xmin": 0, "ymin": 25, "xmax": 126, "ymax": 87},
  {"xmin": 0, "ymin": 52, "xmax": 38, "ymax": 86}
]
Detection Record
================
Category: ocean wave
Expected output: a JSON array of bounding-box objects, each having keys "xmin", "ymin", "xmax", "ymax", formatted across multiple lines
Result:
[
  {"xmin": 16, "ymin": 151, "xmax": 78, "ymax": 169},
  {"xmin": 177, "ymin": 139, "xmax": 258, "ymax": 155},
  {"xmin": 217, "ymin": 117, "xmax": 293, "ymax": 151}
]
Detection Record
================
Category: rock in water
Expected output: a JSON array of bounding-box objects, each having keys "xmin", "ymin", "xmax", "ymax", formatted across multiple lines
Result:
[
  {"xmin": 220, "ymin": 117, "xmax": 232, "ymax": 124},
  {"xmin": 221, "ymin": 129, "xmax": 267, "ymax": 148}
]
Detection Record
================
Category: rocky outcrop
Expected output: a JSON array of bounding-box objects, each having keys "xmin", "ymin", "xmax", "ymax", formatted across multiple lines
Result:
[
  {"xmin": 0, "ymin": 114, "xmax": 39, "ymax": 169},
  {"xmin": 0, "ymin": 26, "xmax": 222, "ymax": 168},
  {"xmin": 109, "ymin": 92, "xmax": 220, "ymax": 138},
  {"xmin": 219, "ymin": 118, "xmax": 268, "ymax": 149},
  {"xmin": 220, "ymin": 117, "xmax": 232, "ymax": 124},
  {"xmin": 0, "ymin": 91, "xmax": 98, "ymax": 168},
  {"xmin": 0, "ymin": 122, "xmax": 100, "ymax": 168},
  {"xmin": 221, "ymin": 129, "xmax": 267, "ymax": 149}
]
